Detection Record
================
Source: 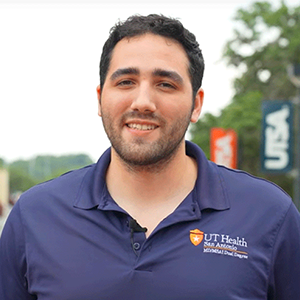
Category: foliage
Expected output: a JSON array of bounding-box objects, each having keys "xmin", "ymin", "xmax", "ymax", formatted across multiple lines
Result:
[
  {"xmin": 190, "ymin": 1, "xmax": 300, "ymax": 197},
  {"xmin": 8, "ymin": 154, "xmax": 93, "ymax": 193},
  {"xmin": 0, "ymin": 158, "xmax": 5, "ymax": 168},
  {"xmin": 9, "ymin": 167, "xmax": 38, "ymax": 193},
  {"xmin": 223, "ymin": 1, "xmax": 300, "ymax": 99}
]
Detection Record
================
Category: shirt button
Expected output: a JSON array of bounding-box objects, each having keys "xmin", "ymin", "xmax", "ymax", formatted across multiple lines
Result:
[{"xmin": 133, "ymin": 242, "xmax": 140, "ymax": 250}]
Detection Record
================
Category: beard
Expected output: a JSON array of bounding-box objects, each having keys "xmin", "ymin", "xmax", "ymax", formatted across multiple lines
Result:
[{"xmin": 101, "ymin": 110, "xmax": 192, "ymax": 170}]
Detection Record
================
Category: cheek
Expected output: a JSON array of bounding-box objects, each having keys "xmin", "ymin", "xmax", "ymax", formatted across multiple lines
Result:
[
  {"xmin": 164, "ymin": 101, "xmax": 193, "ymax": 120},
  {"xmin": 101, "ymin": 93, "xmax": 130, "ymax": 116}
]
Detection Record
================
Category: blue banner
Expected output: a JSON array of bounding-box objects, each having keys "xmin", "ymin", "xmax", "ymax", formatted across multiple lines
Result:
[{"xmin": 261, "ymin": 100, "xmax": 294, "ymax": 173}]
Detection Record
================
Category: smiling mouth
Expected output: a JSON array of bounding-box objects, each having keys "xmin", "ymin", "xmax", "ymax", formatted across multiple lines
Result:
[{"xmin": 126, "ymin": 123, "xmax": 158, "ymax": 131}]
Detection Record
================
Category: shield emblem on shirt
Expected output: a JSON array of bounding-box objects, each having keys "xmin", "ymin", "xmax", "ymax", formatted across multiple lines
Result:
[{"xmin": 190, "ymin": 229, "xmax": 204, "ymax": 246}]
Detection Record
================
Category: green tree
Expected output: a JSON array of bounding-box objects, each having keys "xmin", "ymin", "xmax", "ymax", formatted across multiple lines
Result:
[
  {"xmin": 8, "ymin": 154, "xmax": 94, "ymax": 192},
  {"xmin": 190, "ymin": 1, "xmax": 300, "ymax": 196},
  {"xmin": 0, "ymin": 158, "xmax": 5, "ymax": 168},
  {"xmin": 9, "ymin": 167, "xmax": 38, "ymax": 193}
]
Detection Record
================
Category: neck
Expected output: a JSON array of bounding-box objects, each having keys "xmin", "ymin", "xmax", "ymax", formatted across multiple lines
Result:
[
  {"xmin": 105, "ymin": 141, "xmax": 198, "ymax": 235},
  {"xmin": 107, "ymin": 140, "xmax": 188, "ymax": 190}
]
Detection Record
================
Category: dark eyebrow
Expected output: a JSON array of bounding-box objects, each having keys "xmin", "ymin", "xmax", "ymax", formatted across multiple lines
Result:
[
  {"xmin": 110, "ymin": 68, "xmax": 140, "ymax": 81},
  {"xmin": 152, "ymin": 68, "xmax": 183, "ymax": 85}
]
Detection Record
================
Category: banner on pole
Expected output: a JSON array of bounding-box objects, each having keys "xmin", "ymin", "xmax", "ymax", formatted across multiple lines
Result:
[
  {"xmin": 261, "ymin": 100, "xmax": 293, "ymax": 173},
  {"xmin": 210, "ymin": 128, "xmax": 238, "ymax": 169}
]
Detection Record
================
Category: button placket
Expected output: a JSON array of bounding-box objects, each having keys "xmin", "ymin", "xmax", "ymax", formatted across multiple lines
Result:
[
  {"xmin": 130, "ymin": 231, "xmax": 146, "ymax": 256},
  {"xmin": 133, "ymin": 242, "xmax": 141, "ymax": 250}
]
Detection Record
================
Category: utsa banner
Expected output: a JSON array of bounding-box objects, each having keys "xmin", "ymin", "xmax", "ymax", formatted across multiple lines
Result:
[
  {"xmin": 210, "ymin": 128, "xmax": 238, "ymax": 169},
  {"xmin": 261, "ymin": 100, "xmax": 293, "ymax": 173}
]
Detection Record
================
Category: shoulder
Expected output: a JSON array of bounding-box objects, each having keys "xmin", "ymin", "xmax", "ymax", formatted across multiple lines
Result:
[
  {"xmin": 187, "ymin": 140, "xmax": 292, "ymax": 213},
  {"xmin": 215, "ymin": 164, "xmax": 293, "ymax": 219},
  {"xmin": 18, "ymin": 164, "xmax": 95, "ymax": 212},
  {"xmin": 218, "ymin": 165, "xmax": 290, "ymax": 199}
]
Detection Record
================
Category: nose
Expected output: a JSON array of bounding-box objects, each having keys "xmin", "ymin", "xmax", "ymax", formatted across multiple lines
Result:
[{"xmin": 130, "ymin": 82, "xmax": 156, "ymax": 113}]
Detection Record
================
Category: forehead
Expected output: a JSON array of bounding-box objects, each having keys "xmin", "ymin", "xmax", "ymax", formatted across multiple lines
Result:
[{"xmin": 107, "ymin": 33, "xmax": 190, "ymax": 78}]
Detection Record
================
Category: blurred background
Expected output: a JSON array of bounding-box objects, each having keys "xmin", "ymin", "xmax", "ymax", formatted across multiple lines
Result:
[{"xmin": 1, "ymin": 0, "xmax": 300, "ymax": 231}]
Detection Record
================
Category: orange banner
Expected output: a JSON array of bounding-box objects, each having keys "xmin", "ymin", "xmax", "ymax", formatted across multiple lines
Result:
[{"xmin": 210, "ymin": 128, "xmax": 238, "ymax": 169}]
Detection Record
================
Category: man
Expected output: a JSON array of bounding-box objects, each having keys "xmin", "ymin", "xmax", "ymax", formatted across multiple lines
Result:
[{"xmin": 1, "ymin": 14, "xmax": 300, "ymax": 300}]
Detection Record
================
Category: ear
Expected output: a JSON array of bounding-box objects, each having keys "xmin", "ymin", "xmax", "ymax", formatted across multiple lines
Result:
[
  {"xmin": 96, "ymin": 85, "xmax": 101, "ymax": 117},
  {"xmin": 190, "ymin": 88, "xmax": 204, "ymax": 123}
]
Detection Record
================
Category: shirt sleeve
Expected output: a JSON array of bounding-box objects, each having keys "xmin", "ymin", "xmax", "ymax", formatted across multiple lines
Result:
[
  {"xmin": 267, "ymin": 202, "xmax": 300, "ymax": 300},
  {"xmin": 0, "ymin": 200, "xmax": 36, "ymax": 300}
]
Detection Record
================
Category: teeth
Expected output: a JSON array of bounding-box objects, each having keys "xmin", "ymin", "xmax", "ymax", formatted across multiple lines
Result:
[{"xmin": 127, "ymin": 123, "xmax": 156, "ymax": 130}]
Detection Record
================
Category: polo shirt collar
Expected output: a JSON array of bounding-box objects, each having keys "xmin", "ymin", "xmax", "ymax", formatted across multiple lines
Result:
[
  {"xmin": 73, "ymin": 148, "xmax": 112, "ymax": 210},
  {"xmin": 186, "ymin": 140, "xmax": 230, "ymax": 211},
  {"xmin": 74, "ymin": 141, "xmax": 230, "ymax": 213}
]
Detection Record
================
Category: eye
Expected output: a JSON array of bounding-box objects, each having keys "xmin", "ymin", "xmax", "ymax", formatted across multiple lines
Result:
[
  {"xmin": 117, "ymin": 80, "xmax": 135, "ymax": 86},
  {"xmin": 157, "ymin": 82, "xmax": 176, "ymax": 89}
]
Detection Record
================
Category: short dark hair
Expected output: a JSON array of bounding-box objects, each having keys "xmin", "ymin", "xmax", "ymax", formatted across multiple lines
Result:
[{"xmin": 99, "ymin": 14, "xmax": 205, "ymax": 99}]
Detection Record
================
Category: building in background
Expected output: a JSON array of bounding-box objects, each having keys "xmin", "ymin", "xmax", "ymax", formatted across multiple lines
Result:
[{"xmin": 0, "ymin": 169, "xmax": 9, "ymax": 216}]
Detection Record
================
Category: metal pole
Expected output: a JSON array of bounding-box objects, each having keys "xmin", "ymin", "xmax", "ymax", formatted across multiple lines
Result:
[{"xmin": 294, "ymin": 87, "xmax": 300, "ymax": 211}]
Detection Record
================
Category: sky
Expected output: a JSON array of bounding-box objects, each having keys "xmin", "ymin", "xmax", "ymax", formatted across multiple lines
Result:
[{"xmin": 0, "ymin": 0, "xmax": 298, "ymax": 163}]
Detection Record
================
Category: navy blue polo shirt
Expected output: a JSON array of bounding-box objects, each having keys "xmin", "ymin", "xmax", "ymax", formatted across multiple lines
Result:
[{"xmin": 1, "ymin": 141, "xmax": 300, "ymax": 300}]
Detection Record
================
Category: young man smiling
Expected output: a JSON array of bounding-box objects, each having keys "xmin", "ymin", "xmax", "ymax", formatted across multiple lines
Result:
[
  {"xmin": 97, "ymin": 32, "xmax": 202, "ymax": 236},
  {"xmin": 1, "ymin": 14, "xmax": 300, "ymax": 300}
]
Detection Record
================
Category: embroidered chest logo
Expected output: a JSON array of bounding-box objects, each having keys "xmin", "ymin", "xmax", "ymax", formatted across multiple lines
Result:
[
  {"xmin": 189, "ymin": 229, "xmax": 249, "ymax": 259},
  {"xmin": 190, "ymin": 229, "xmax": 204, "ymax": 246}
]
